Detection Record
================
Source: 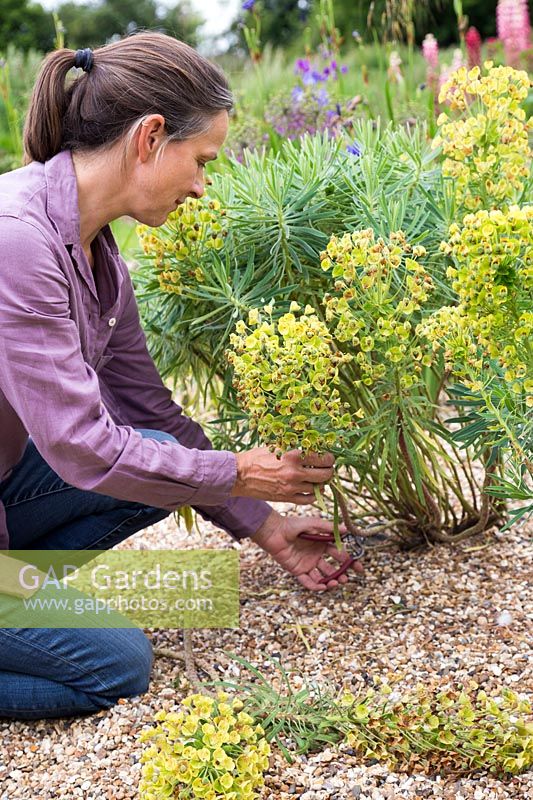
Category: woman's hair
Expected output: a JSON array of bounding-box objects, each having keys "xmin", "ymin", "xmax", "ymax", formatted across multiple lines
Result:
[{"xmin": 23, "ymin": 32, "xmax": 233, "ymax": 164}]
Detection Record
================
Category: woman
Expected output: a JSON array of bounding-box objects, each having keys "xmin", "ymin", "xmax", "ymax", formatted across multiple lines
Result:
[{"xmin": 0, "ymin": 32, "xmax": 361, "ymax": 720}]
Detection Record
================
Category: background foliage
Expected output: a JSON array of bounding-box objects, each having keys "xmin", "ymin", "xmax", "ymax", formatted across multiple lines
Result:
[
  {"xmin": 1, "ymin": 1, "xmax": 532, "ymax": 536},
  {"xmin": 0, "ymin": 0, "xmax": 522, "ymax": 54},
  {"xmin": 0, "ymin": 0, "xmax": 201, "ymax": 51}
]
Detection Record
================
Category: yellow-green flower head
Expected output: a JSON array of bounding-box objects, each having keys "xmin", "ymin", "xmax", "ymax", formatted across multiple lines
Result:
[
  {"xmin": 345, "ymin": 681, "xmax": 533, "ymax": 775},
  {"xmin": 321, "ymin": 227, "xmax": 435, "ymax": 394},
  {"xmin": 137, "ymin": 195, "xmax": 228, "ymax": 295},
  {"xmin": 427, "ymin": 206, "xmax": 533, "ymax": 400},
  {"xmin": 434, "ymin": 63, "xmax": 532, "ymax": 213},
  {"xmin": 138, "ymin": 692, "xmax": 270, "ymax": 800},
  {"xmin": 226, "ymin": 304, "xmax": 356, "ymax": 455}
]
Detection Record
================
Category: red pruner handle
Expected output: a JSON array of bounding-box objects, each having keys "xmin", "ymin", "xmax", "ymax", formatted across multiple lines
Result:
[
  {"xmin": 319, "ymin": 555, "xmax": 357, "ymax": 583},
  {"xmin": 298, "ymin": 532, "xmax": 335, "ymax": 542}
]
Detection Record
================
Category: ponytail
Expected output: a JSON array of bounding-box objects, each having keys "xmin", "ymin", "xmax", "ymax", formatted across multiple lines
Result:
[
  {"xmin": 23, "ymin": 49, "xmax": 78, "ymax": 164},
  {"xmin": 22, "ymin": 33, "xmax": 233, "ymax": 165}
]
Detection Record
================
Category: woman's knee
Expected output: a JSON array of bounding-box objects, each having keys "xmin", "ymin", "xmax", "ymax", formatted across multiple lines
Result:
[
  {"xmin": 88, "ymin": 627, "xmax": 154, "ymax": 703},
  {"xmin": 0, "ymin": 626, "xmax": 154, "ymax": 717},
  {"xmin": 111, "ymin": 628, "xmax": 154, "ymax": 697}
]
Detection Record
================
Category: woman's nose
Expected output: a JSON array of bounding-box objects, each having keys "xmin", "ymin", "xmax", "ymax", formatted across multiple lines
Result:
[{"xmin": 190, "ymin": 172, "xmax": 205, "ymax": 199}]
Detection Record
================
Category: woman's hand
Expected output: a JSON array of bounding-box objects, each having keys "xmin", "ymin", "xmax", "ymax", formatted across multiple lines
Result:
[
  {"xmin": 250, "ymin": 509, "xmax": 364, "ymax": 591},
  {"xmin": 230, "ymin": 448, "xmax": 334, "ymax": 505}
]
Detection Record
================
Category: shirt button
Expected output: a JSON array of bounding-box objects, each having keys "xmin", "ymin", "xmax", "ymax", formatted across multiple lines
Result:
[{"xmin": 108, "ymin": 317, "xmax": 117, "ymax": 327}]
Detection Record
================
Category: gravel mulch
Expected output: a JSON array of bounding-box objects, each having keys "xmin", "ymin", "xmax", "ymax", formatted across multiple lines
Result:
[{"xmin": 0, "ymin": 508, "xmax": 531, "ymax": 800}]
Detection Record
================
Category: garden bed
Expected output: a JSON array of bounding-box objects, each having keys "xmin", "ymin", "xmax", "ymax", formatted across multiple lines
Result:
[{"xmin": 0, "ymin": 509, "xmax": 530, "ymax": 800}]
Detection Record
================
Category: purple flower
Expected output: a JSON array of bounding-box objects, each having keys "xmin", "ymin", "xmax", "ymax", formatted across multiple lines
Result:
[
  {"xmin": 316, "ymin": 88, "xmax": 329, "ymax": 107},
  {"xmin": 302, "ymin": 69, "xmax": 324, "ymax": 85},
  {"xmin": 265, "ymin": 84, "xmax": 339, "ymax": 143},
  {"xmin": 291, "ymin": 86, "xmax": 304, "ymax": 103},
  {"xmin": 341, "ymin": 65, "xmax": 348, "ymax": 74},
  {"xmin": 347, "ymin": 141, "xmax": 361, "ymax": 157},
  {"xmin": 330, "ymin": 60, "xmax": 338, "ymax": 70},
  {"xmin": 295, "ymin": 58, "xmax": 311, "ymax": 74},
  {"xmin": 242, "ymin": 0, "xmax": 256, "ymax": 10}
]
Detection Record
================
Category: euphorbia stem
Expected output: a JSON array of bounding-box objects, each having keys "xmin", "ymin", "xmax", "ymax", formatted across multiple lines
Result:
[
  {"xmin": 314, "ymin": 481, "xmax": 343, "ymax": 551},
  {"xmin": 313, "ymin": 483, "xmax": 328, "ymax": 514},
  {"xmin": 333, "ymin": 487, "xmax": 341, "ymax": 552},
  {"xmin": 331, "ymin": 478, "xmax": 366, "ymax": 541},
  {"xmin": 397, "ymin": 423, "xmax": 442, "ymax": 530}
]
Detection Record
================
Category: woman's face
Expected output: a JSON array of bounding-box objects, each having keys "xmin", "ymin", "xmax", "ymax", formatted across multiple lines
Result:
[{"xmin": 131, "ymin": 110, "xmax": 229, "ymax": 227}]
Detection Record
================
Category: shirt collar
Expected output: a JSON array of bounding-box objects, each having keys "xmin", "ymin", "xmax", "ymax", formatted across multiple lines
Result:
[
  {"xmin": 44, "ymin": 150, "xmax": 122, "ymax": 309},
  {"xmin": 44, "ymin": 150, "xmax": 81, "ymax": 246},
  {"xmin": 43, "ymin": 149, "xmax": 119, "ymax": 257}
]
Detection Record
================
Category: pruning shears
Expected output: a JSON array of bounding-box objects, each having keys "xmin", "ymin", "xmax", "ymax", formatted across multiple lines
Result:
[{"xmin": 298, "ymin": 530, "xmax": 365, "ymax": 582}]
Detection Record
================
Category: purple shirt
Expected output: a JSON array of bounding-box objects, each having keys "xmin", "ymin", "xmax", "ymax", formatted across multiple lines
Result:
[{"xmin": 0, "ymin": 150, "xmax": 271, "ymax": 548}]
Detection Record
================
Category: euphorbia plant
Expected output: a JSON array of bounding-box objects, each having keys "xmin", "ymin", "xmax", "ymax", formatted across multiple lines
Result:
[
  {"xmin": 205, "ymin": 658, "xmax": 533, "ymax": 777},
  {"xmin": 134, "ymin": 63, "xmax": 532, "ymax": 542},
  {"xmin": 225, "ymin": 227, "xmax": 500, "ymax": 544},
  {"xmin": 138, "ymin": 677, "xmax": 533, "ymax": 797}
]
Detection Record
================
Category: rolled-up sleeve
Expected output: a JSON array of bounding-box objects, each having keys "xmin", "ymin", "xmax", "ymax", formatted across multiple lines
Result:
[
  {"xmin": 0, "ymin": 219, "xmax": 240, "ymax": 511},
  {"xmin": 98, "ymin": 258, "xmax": 272, "ymax": 540}
]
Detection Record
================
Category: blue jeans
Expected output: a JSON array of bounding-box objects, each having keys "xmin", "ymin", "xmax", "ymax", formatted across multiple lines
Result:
[{"xmin": 0, "ymin": 429, "xmax": 175, "ymax": 720}]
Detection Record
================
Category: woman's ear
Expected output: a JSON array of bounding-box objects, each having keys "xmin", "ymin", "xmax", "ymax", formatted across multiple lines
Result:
[{"xmin": 137, "ymin": 114, "xmax": 166, "ymax": 163}]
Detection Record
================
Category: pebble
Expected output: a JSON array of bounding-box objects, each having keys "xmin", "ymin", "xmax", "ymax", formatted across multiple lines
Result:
[
  {"xmin": 0, "ymin": 516, "xmax": 531, "ymax": 800},
  {"xmin": 496, "ymin": 610, "xmax": 513, "ymax": 626}
]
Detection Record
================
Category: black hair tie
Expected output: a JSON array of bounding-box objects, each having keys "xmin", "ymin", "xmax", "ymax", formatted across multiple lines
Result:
[{"xmin": 74, "ymin": 48, "xmax": 94, "ymax": 73}]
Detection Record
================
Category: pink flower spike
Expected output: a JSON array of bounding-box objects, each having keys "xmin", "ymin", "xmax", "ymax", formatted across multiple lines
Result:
[
  {"xmin": 465, "ymin": 26, "xmax": 482, "ymax": 67},
  {"xmin": 422, "ymin": 33, "xmax": 439, "ymax": 70},
  {"xmin": 496, "ymin": 0, "xmax": 532, "ymax": 66},
  {"xmin": 422, "ymin": 33, "xmax": 439, "ymax": 93}
]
